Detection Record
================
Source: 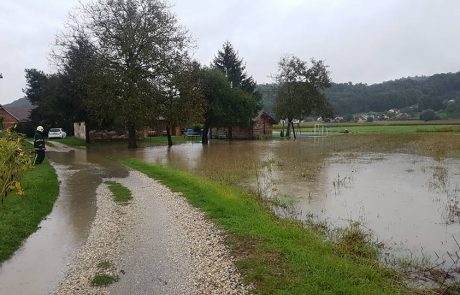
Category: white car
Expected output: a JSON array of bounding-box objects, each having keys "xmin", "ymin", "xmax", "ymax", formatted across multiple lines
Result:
[{"xmin": 48, "ymin": 128, "xmax": 67, "ymax": 139}]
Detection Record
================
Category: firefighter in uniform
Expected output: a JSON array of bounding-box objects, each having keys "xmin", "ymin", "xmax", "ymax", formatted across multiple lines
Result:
[{"xmin": 33, "ymin": 126, "xmax": 46, "ymax": 165}]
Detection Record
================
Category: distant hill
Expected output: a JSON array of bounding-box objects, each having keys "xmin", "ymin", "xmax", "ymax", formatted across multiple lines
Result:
[
  {"xmin": 3, "ymin": 97, "xmax": 33, "ymax": 121},
  {"xmin": 258, "ymin": 71, "xmax": 460, "ymax": 117},
  {"xmin": 4, "ymin": 97, "xmax": 32, "ymax": 108}
]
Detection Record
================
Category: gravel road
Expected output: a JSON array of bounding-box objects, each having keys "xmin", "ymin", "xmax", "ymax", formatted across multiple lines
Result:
[{"xmin": 55, "ymin": 170, "xmax": 249, "ymax": 294}]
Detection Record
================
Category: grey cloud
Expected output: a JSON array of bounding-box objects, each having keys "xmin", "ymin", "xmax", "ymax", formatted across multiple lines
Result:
[{"xmin": 1, "ymin": 0, "xmax": 460, "ymax": 104}]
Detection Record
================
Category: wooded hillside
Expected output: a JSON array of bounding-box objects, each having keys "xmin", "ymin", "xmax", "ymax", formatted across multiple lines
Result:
[{"xmin": 258, "ymin": 71, "xmax": 460, "ymax": 118}]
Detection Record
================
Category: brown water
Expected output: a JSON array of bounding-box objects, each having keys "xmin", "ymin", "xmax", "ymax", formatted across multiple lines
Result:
[
  {"xmin": 1, "ymin": 136, "xmax": 458, "ymax": 293},
  {"xmin": 129, "ymin": 139, "xmax": 460, "ymax": 271},
  {"xmin": 0, "ymin": 146, "xmax": 129, "ymax": 295}
]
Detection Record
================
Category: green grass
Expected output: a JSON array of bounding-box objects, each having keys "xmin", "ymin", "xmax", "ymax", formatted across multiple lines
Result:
[
  {"xmin": 124, "ymin": 160, "xmax": 406, "ymax": 295},
  {"xmin": 49, "ymin": 136, "xmax": 87, "ymax": 147},
  {"xmin": 90, "ymin": 274, "xmax": 119, "ymax": 287},
  {"xmin": 274, "ymin": 124, "xmax": 460, "ymax": 135},
  {"xmin": 105, "ymin": 181, "xmax": 132, "ymax": 204},
  {"xmin": 0, "ymin": 160, "xmax": 59, "ymax": 263}
]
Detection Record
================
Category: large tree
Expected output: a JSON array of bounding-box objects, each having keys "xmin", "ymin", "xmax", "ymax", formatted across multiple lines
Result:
[
  {"xmin": 24, "ymin": 69, "xmax": 70, "ymax": 131},
  {"xmin": 274, "ymin": 56, "xmax": 333, "ymax": 139},
  {"xmin": 56, "ymin": 35, "xmax": 107, "ymax": 142},
  {"xmin": 212, "ymin": 41, "xmax": 256, "ymax": 93},
  {"xmin": 158, "ymin": 61, "xmax": 205, "ymax": 146},
  {"xmin": 210, "ymin": 42, "xmax": 261, "ymax": 140},
  {"xmin": 198, "ymin": 68, "xmax": 260, "ymax": 143},
  {"xmin": 71, "ymin": 0, "xmax": 191, "ymax": 148}
]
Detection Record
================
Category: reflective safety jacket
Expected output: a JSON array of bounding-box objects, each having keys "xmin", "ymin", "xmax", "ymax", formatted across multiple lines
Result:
[{"xmin": 34, "ymin": 131, "xmax": 45, "ymax": 150}]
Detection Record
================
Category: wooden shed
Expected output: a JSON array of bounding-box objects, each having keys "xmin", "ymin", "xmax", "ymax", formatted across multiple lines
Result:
[{"xmin": 212, "ymin": 111, "xmax": 277, "ymax": 140}]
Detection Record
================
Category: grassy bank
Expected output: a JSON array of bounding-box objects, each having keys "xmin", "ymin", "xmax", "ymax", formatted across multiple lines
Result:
[
  {"xmin": 0, "ymin": 160, "xmax": 59, "ymax": 263},
  {"xmin": 124, "ymin": 160, "xmax": 405, "ymax": 294},
  {"xmin": 49, "ymin": 137, "xmax": 87, "ymax": 147},
  {"xmin": 273, "ymin": 124, "xmax": 460, "ymax": 135}
]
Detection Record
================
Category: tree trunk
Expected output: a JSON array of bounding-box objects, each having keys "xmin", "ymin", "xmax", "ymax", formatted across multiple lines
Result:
[
  {"xmin": 127, "ymin": 121, "xmax": 137, "ymax": 149},
  {"xmin": 228, "ymin": 126, "xmax": 233, "ymax": 141},
  {"xmin": 291, "ymin": 121, "xmax": 297, "ymax": 140},
  {"xmin": 286, "ymin": 119, "xmax": 291, "ymax": 138},
  {"xmin": 202, "ymin": 127, "xmax": 209, "ymax": 144},
  {"xmin": 167, "ymin": 126, "xmax": 173, "ymax": 147},
  {"xmin": 85, "ymin": 122, "xmax": 91, "ymax": 144}
]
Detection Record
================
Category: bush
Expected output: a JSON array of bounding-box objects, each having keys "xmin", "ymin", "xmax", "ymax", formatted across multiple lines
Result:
[
  {"xmin": 0, "ymin": 129, "xmax": 32, "ymax": 203},
  {"xmin": 420, "ymin": 109, "xmax": 440, "ymax": 121},
  {"xmin": 344, "ymin": 114, "xmax": 354, "ymax": 122},
  {"xmin": 366, "ymin": 116, "xmax": 374, "ymax": 123}
]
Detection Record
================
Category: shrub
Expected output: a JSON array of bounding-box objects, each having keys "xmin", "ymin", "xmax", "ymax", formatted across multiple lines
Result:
[
  {"xmin": 420, "ymin": 109, "xmax": 440, "ymax": 121},
  {"xmin": 0, "ymin": 129, "xmax": 32, "ymax": 203},
  {"xmin": 344, "ymin": 114, "xmax": 354, "ymax": 122}
]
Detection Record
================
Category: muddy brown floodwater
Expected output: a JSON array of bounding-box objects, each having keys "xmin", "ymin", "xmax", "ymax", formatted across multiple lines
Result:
[
  {"xmin": 128, "ymin": 137, "xmax": 460, "ymax": 272},
  {"xmin": 1, "ymin": 135, "xmax": 458, "ymax": 294},
  {"xmin": 0, "ymin": 146, "xmax": 128, "ymax": 295}
]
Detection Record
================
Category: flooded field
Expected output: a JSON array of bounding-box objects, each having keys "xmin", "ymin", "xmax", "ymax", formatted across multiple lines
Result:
[{"xmin": 126, "ymin": 134, "xmax": 460, "ymax": 272}]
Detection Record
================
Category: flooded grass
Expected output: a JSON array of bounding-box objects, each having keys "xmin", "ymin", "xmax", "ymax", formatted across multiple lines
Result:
[
  {"xmin": 140, "ymin": 135, "xmax": 200, "ymax": 147},
  {"xmin": 333, "ymin": 222, "xmax": 380, "ymax": 261},
  {"xmin": 0, "ymin": 160, "xmax": 59, "ymax": 264},
  {"xmin": 125, "ymin": 160, "xmax": 407, "ymax": 294},
  {"xmin": 274, "ymin": 122, "xmax": 460, "ymax": 134},
  {"xmin": 105, "ymin": 181, "xmax": 132, "ymax": 204}
]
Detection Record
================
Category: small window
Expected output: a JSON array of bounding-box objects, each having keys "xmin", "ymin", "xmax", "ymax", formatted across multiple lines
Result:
[{"xmin": 49, "ymin": 128, "xmax": 61, "ymax": 132}]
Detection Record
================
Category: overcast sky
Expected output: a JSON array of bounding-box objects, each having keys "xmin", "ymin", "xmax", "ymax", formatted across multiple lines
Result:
[{"xmin": 1, "ymin": 0, "xmax": 460, "ymax": 104}]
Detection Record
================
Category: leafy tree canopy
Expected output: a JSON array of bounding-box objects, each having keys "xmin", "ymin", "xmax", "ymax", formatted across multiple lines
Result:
[
  {"xmin": 212, "ymin": 41, "xmax": 256, "ymax": 93},
  {"xmin": 274, "ymin": 56, "xmax": 332, "ymax": 121}
]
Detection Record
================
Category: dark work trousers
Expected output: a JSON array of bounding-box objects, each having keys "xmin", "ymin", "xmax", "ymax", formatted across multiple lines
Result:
[{"xmin": 33, "ymin": 150, "xmax": 45, "ymax": 165}]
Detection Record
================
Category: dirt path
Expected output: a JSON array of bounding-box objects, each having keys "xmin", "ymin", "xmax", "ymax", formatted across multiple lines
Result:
[{"xmin": 55, "ymin": 168, "xmax": 248, "ymax": 294}]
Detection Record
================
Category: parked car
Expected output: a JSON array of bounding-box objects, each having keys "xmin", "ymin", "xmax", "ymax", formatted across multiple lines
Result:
[{"xmin": 48, "ymin": 128, "xmax": 67, "ymax": 139}]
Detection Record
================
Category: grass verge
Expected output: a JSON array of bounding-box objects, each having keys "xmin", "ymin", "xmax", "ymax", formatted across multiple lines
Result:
[
  {"xmin": 105, "ymin": 181, "xmax": 132, "ymax": 204},
  {"xmin": 0, "ymin": 160, "xmax": 59, "ymax": 263},
  {"xmin": 274, "ymin": 124, "xmax": 460, "ymax": 135},
  {"xmin": 49, "ymin": 137, "xmax": 87, "ymax": 147},
  {"xmin": 124, "ymin": 160, "xmax": 406, "ymax": 294}
]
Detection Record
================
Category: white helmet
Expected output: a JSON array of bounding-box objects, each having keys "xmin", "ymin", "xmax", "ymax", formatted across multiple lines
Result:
[{"xmin": 37, "ymin": 126, "xmax": 44, "ymax": 132}]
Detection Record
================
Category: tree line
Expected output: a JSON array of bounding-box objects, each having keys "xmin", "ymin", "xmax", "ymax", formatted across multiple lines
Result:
[
  {"xmin": 260, "ymin": 72, "xmax": 460, "ymax": 119},
  {"xmin": 24, "ymin": 0, "xmax": 262, "ymax": 148},
  {"xmin": 23, "ymin": 0, "xmax": 334, "ymax": 146}
]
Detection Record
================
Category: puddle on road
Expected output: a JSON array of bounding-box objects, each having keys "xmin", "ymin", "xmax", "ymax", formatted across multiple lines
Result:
[{"xmin": 0, "ymin": 147, "xmax": 128, "ymax": 295}]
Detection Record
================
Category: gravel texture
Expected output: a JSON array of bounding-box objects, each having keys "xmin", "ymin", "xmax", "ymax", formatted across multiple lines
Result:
[
  {"xmin": 55, "ymin": 170, "xmax": 249, "ymax": 294},
  {"xmin": 54, "ymin": 182, "xmax": 133, "ymax": 295}
]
